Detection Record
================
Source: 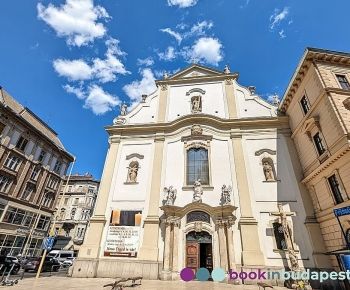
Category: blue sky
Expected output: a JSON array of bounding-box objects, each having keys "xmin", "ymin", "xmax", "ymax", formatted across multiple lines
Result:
[{"xmin": 0, "ymin": 0, "xmax": 349, "ymax": 179}]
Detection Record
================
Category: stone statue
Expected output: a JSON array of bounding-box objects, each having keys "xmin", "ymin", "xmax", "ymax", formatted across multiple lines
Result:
[
  {"xmin": 163, "ymin": 186, "xmax": 177, "ymax": 205},
  {"xmin": 224, "ymin": 64, "xmax": 230, "ymax": 74},
  {"xmin": 127, "ymin": 161, "xmax": 139, "ymax": 183},
  {"xmin": 263, "ymin": 160, "xmax": 275, "ymax": 181},
  {"xmin": 193, "ymin": 179, "xmax": 203, "ymax": 202},
  {"xmin": 163, "ymin": 72, "xmax": 169, "ymax": 79},
  {"xmin": 272, "ymin": 94, "xmax": 280, "ymax": 106},
  {"xmin": 120, "ymin": 103, "xmax": 128, "ymax": 116},
  {"xmin": 221, "ymin": 185, "xmax": 232, "ymax": 205},
  {"xmin": 191, "ymin": 96, "xmax": 202, "ymax": 113}
]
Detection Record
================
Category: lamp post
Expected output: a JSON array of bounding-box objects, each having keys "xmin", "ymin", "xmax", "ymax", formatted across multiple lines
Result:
[{"xmin": 35, "ymin": 156, "xmax": 76, "ymax": 279}]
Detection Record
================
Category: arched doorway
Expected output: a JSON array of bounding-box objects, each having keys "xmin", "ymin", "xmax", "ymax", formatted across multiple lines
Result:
[{"xmin": 186, "ymin": 231, "xmax": 213, "ymax": 273}]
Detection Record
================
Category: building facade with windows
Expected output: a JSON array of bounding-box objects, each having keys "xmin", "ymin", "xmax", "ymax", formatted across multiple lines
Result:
[
  {"xmin": 53, "ymin": 173, "xmax": 99, "ymax": 254},
  {"xmin": 73, "ymin": 63, "xmax": 331, "ymax": 280},
  {"xmin": 279, "ymin": 48, "xmax": 350, "ymax": 269},
  {"xmin": 0, "ymin": 87, "xmax": 74, "ymax": 257}
]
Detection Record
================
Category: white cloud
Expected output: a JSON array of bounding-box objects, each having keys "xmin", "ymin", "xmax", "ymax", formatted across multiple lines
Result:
[
  {"xmin": 37, "ymin": 0, "xmax": 110, "ymax": 46},
  {"xmin": 183, "ymin": 37, "xmax": 223, "ymax": 66},
  {"xmin": 64, "ymin": 84, "xmax": 120, "ymax": 115},
  {"xmin": 160, "ymin": 28, "xmax": 183, "ymax": 44},
  {"xmin": 185, "ymin": 21, "xmax": 213, "ymax": 38},
  {"xmin": 270, "ymin": 7, "xmax": 289, "ymax": 30},
  {"xmin": 53, "ymin": 59, "xmax": 93, "ymax": 81},
  {"xmin": 137, "ymin": 57, "xmax": 154, "ymax": 67},
  {"xmin": 123, "ymin": 69, "xmax": 157, "ymax": 106},
  {"xmin": 53, "ymin": 38, "xmax": 128, "ymax": 82},
  {"xmin": 279, "ymin": 29, "xmax": 286, "ymax": 39},
  {"xmin": 167, "ymin": 0, "xmax": 198, "ymax": 8},
  {"xmin": 158, "ymin": 46, "xmax": 177, "ymax": 61}
]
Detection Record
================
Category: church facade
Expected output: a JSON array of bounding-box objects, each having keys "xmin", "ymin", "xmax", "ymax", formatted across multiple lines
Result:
[{"xmin": 72, "ymin": 64, "xmax": 331, "ymax": 280}]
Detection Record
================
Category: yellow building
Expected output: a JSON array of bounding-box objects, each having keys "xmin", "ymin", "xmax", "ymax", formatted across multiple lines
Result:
[{"xmin": 279, "ymin": 47, "xmax": 350, "ymax": 269}]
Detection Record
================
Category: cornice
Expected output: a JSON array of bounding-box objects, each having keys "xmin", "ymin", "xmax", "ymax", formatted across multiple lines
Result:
[
  {"xmin": 279, "ymin": 49, "xmax": 350, "ymax": 114},
  {"xmin": 105, "ymin": 114, "xmax": 289, "ymax": 136}
]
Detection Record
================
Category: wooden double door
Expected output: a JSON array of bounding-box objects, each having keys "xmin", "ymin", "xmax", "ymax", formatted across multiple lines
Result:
[{"xmin": 186, "ymin": 231, "xmax": 213, "ymax": 273}]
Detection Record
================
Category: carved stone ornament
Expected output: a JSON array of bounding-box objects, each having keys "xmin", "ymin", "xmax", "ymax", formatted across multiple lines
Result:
[
  {"xmin": 163, "ymin": 186, "xmax": 177, "ymax": 206},
  {"xmin": 126, "ymin": 161, "xmax": 139, "ymax": 183},
  {"xmin": 165, "ymin": 216, "xmax": 181, "ymax": 227},
  {"xmin": 248, "ymin": 86, "xmax": 256, "ymax": 95},
  {"xmin": 160, "ymin": 84, "xmax": 168, "ymax": 91},
  {"xmin": 191, "ymin": 124, "xmax": 203, "ymax": 135},
  {"xmin": 224, "ymin": 64, "xmax": 230, "ymax": 74},
  {"xmin": 221, "ymin": 185, "xmax": 232, "ymax": 205},
  {"xmin": 192, "ymin": 179, "xmax": 203, "ymax": 203},
  {"xmin": 343, "ymin": 97, "xmax": 350, "ymax": 110},
  {"xmin": 120, "ymin": 103, "xmax": 128, "ymax": 116},
  {"xmin": 225, "ymin": 78, "xmax": 234, "ymax": 85},
  {"xmin": 194, "ymin": 221, "xmax": 203, "ymax": 232},
  {"xmin": 191, "ymin": 95, "xmax": 202, "ymax": 113},
  {"xmin": 113, "ymin": 117, "xmax": 126, "ymax": 125},
  {"xmin": 262, "ymin": 158, "xmax": 276, "ymax": 181},
  {"xmin": 185, "ymin": 141, "xmax": 208, "ymax": 149},
  {"xmin": 141, "ymin": 94, "xmax": 147, "ymax": 102}
]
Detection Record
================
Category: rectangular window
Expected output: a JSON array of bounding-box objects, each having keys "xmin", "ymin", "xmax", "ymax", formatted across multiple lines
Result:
[
  {"xmin": 273, "ymin": 222, "xmax": 287, "ymax": 250},
  {"xmin": 21, "ymin": 183, "xmax": 35, "ymax": 201},
  {"xmin": 42, "ymin": 191, "xmax": 54, "ymax": 208},
  {"xmin": 30, "ymin": 167, "xmax": 40, "ymax": 181},
  {"xmin": 0, "ymin": 175, "xmax": 12, "ymax": 193},
  {"xmin": 328, "ymin": 174, "xmax": 344, "ymax": 204},
  {"xmin": 73, "ymin": 198, "xmax": 79, "ymax": 205},
  {"xmin": 15, "ymin": 136, "xmax": 28, "ymax": 151},
  {"xmin": 53, "ymin": 160, "xmax": 62, "ymax": 174},
  {"xmin": 64, "ymin": 197, "xmax": 68, "ymax": 205},
  {"xmin": 38, "ymin": 150, "xmax": 46, "ymax": 163},
  {"xmin": 336, "ymin": 74, "xmax": 350, "ymax": 90},
  {"xmin": 70, "ymin": 208, "xmax": 77, "ymax": 220},
  {"xmin": 300, "ymin": 95, "xmax": 310, "ymax": 115},
  {"xmin": 47, "ymin": 177, "xmax": 59, "ymax": 190},
  {"xmin": 187, "ymin": 148, "xmax": 209, "ymax": 185},
  {"xmin": 0, "ymin": 202, "xmax": 6, "ymax": 219},
  {"xmin": 0, "ymin": 123, "xmax": 5, "ymax": 135},
  {"xmin": 36, "ymin": 215, "xmax": 50, "ymax": 230},
  {"xmin": 4, "ymin": 155, "xmax": 21, "ymax": 171},
  {"xmin": 313, "ymin": 132, "xmax": 326, "ymax": 156}
]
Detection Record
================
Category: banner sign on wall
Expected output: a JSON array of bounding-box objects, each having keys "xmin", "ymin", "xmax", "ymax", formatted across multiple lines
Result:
[{"xmin": 104, "ymin": 226, "xmax": 140, "ymax": 257}]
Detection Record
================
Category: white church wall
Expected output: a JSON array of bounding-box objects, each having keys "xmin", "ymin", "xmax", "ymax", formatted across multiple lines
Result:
[
  {"xmin": 127, "ymin": 92, "xmax": 159, "ymax": 124},
  {"xmin": 166, "ymin": 82, "xmax": 227, "ymax": 122}
]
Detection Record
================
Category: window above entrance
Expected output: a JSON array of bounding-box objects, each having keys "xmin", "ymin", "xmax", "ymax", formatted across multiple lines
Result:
[{"xmin": 187, "ymin": 211, "xmax": 210, "ymax": 224}]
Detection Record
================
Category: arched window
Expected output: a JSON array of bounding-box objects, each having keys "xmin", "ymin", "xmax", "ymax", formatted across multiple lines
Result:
[{"xmin": 187, "ymin": 148, "xmax": 209, "ymax": 185}]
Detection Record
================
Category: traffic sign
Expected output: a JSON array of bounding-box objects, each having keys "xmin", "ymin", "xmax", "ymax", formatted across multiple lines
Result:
[{"xmin": 42, "ymin": 237, "xmax": 54, "ymax": 250}]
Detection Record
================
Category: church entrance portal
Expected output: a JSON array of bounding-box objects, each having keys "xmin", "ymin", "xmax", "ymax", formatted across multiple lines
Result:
[{"xmin": 186, "ymin": 231, "xmax": 213, "ymax": 273}]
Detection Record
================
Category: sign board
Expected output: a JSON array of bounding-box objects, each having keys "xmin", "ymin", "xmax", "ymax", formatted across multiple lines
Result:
[
  {"xmin": 42, "ymin": 237, "xmax": 54, "ymax": 250},
  {"xmin": 334, "ymin": 206, "xmax": 350, "ymax": 217},
  {"xmin": 104, "ymin": 226, "xmax": 140, "ymax": 257}
]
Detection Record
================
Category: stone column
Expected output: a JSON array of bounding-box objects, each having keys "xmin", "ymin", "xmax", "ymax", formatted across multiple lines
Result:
[
  {"xmin": 231, "ymin": 132, "xmax": 265, "ymax": 266},
  {"xmin": 172, "ymin": 221, "xmax": 180, "ymax": 275},
  {"xmin": 226, "ymin": 221, "xmax": 236, "ymax": 270},
  {"xmin": 78, "ymin": 136, "xmax": 120, "ymax": 259},
  {"xmin": 138, "ymin": 135, "xmax": 165, "ymax": 260},
  {"xmin": 216, "ymin": 219, "xmax": 228, "ymax": 271},
  {"xmin": 224, "ymin": 78, "xmax": 238, "ymax": 118},
  {"xmin": 162, "ymin": 222, "xmax": 172, "ymax": 272}
]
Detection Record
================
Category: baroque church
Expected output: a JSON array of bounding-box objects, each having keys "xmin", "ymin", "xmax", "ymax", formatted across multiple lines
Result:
[{"xmin": 72, "ymin": 64, "xmax": 330, "ymax": 280}]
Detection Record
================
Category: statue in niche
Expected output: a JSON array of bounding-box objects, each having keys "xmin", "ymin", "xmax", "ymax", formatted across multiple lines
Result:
[
  {"xmin": 163, "ymin": 186, "xmax": 177, "ymax": 205},
  {"xmin": 191, "ymin": 95, "xmax": 202, "ymax": 113},
  {"xmin": 221, "ymin": 185, "xmax": 232, "ymax": 205},
  {"xmin": 262, "ymin": 158, "xmax": 276, "ymax": 181},
  {"xmin": 127, "ymin": 161, "xmax": 139, "ymax": 183},
  {"xmin": 120, "ymin": 103, "xmax": 128, "ymax": 116},
  {"xmin": 193, "ymin": 179, "xmax": 203, "ymax": 202}
]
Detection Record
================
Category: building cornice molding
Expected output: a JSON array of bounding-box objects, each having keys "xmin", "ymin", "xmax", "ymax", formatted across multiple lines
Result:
[{"xmin": 106, "ymin": 114, "xmax": 289, "ymax": 136}]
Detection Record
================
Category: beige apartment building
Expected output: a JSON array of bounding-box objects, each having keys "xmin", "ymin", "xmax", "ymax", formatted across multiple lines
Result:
[
  {"xmin": 0, "ymin": 87, "xmax": 74, "ymax": 257},
  {"xmin": 54, "ymin": 173, "xmax": 99, "ymax": 254},
  {"xmin": 279, "ymin": 48, "xmax": 350, "ymax": 269}
]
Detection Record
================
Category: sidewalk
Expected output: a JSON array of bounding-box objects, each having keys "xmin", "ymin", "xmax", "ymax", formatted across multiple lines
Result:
[{"xmin": 2, "ymin": 277, "xmax": 288, "ymax": 290}]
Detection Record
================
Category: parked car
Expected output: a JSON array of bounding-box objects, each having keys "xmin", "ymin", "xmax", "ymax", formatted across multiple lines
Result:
[
  {"xmin": 61, "ymin": 257, "xmax": 75, "ymax": 268},
  {"xmin": 22, "ymin": 256, "xmax": 60, "ymax": 272},
  {"xmin": 0, "ymin": 257, "xmax": 20, "ymax": 275},
  {"xmin": 47, "ymin": 250, "xmax": 74, "ymax": 263}
]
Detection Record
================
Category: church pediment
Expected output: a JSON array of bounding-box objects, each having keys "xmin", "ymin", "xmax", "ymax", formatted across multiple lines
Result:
[{"xmin": 169, "ymin": 64, "xmax": 224, "ymax": 80}]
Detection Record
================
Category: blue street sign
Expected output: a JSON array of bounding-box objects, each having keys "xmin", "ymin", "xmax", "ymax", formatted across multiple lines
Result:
[
  {"xmin": 334, "ymin": 206, "xmax": 350, "ymax": 217},
  {"xmin": 42, "ymin": 237, "xmax": 54, "ymax": 250}
]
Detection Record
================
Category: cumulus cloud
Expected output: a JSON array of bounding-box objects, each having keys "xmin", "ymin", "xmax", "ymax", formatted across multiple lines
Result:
[
  {"xmin": 183, "ymin": 37, "xmax": 223, "ymax": 66},
  {"xmin": 160, "ymin": 28, "xmax": 183, "ymax": 44},
  {"xmin": 123, "ymin": 69, "xmax": 157, "ymax": 106},
  {"xmin": 137, "ymin": 57, "xmax": 154, "ymax": 67},
  {"xmin": 158, "ymin": 46, "xmax": 177, "ymax": 61},
  {"xmin": 64, "ymin": 84, "xmax": 120, "ymax": 115},
  {"xmin": 53, "ymin": 38, "xmax": 128, "ymax": 83},
  {"xmin": 37, "ymin": 0, "xmax": 110, "ymax": 46},
  {"xmin": 269, "ymin": 7, "xmax": 289, "ymax": 30},
  {"xmin": 167, "ymin": 0, "xmax": 198, "ymax": 8}
]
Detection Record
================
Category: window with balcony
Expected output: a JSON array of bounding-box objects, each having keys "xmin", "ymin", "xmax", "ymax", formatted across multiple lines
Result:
[
  {"xmin": 336, "ymin": 74, "xmax": 350, "ymax": 90},
  {"xmin": 15, "ymin": 136, "xmax": 28, "ymax": 151},
  {"xmin": 0, "ymin": 175, "xmax": 12, "ymax": 194},
  {"xmin": 300, "ymin": 95, "xmax": 310, "ymax": 115},
  {"xmin": 4, "ymin": 155, "xmax": 21, "ymax": 171},
  {"xmin": 328, "ymin": 174, "xmax": 344, "ymax": 204},
  {"xmin": 313, "ymin": 132, "xmax": 326, "ymax": 156}
]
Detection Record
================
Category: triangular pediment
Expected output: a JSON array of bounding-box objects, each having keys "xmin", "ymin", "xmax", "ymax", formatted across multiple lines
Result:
[{"xmin": 169, "ymin": 64, "xmax": 224, "ymax": 80}]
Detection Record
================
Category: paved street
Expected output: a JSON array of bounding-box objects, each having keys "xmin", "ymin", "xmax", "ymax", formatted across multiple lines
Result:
[{"xmin": 1, "ymin": 277, "xmax": 289, "ymax": 290}]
